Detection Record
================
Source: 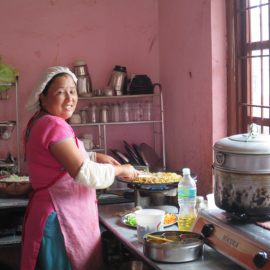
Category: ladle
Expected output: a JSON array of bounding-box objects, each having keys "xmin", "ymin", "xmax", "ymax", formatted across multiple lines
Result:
[{"xmin": 146, "ymin": 235, "xmax": 173, "ymax": 242}]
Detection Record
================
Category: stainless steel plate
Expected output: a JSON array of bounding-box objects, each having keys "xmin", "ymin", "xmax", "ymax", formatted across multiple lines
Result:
[{"xmin": 120, "ymin": 213, "xmax": 178, "ymax": 228}]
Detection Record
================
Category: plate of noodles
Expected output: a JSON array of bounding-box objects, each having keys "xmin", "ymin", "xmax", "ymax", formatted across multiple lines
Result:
[{"xmin": 116, "ymin": 172, "xmax": 183, "ymax": 186}]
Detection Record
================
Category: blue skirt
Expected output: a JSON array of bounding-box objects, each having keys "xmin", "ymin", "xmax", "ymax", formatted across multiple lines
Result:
[{"xmin": 35, "ymin": 211, "xmax": 72, "ymax": 270}]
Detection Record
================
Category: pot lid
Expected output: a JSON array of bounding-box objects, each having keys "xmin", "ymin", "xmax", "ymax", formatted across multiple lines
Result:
[{"xmin": 213, "ymin": 124, "xmax": 270, "ymax": 155}]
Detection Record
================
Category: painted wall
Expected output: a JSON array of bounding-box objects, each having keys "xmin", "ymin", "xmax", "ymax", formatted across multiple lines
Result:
[
  {"xmin": 0, "ymin": 0, "xmax": 159, "ymax": 175},
  {"xmin": 0, "ymin": 0, "xmax": 227, "ymax": 196},
  {"xmin": 158, "ymin": 0, "xmax": 227, "ymax": 196}
]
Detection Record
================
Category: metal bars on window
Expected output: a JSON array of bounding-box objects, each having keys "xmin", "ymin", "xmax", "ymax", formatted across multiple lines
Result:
[{"xmin": 238, "ymin": 0, "xmax": 270, "ymax": 134}]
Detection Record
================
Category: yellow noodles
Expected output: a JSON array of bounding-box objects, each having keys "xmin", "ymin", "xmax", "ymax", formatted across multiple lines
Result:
[{"xmin": 132, "ymin": 172, "xmax": 182, "ymax": 184}]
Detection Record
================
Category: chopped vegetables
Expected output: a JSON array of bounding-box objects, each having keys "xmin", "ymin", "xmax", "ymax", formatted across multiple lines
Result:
[
  {"xmin": 125, "ymin": 214, "xmax": 137, "ymax": 226},
  {"xmin": 124, "ymin": 213, "xmax": 177, "ymax": 226},
  {"xmin": 164, "ymin": 213, "xmax": 177, "ymax": 224},
  {"xmin": 0, "ymin": 174, "xmax": 29, "ymax": 182}
]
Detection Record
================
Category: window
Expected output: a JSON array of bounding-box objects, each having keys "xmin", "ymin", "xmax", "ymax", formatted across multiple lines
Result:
[{"xmin": 227, "ymin": 0, "xmax": 270, "ymax": 135}]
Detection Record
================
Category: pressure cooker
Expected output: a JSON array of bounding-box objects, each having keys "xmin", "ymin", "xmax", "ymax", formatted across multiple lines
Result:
[{"xmin": 213, "ymin": 124, "xmax": 270, "ymax": 215}]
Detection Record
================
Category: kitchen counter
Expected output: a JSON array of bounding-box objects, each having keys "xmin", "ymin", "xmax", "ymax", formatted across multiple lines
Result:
[{"xmin": 98, "ymin": 203, "xmax": 246, "ymax": 270}]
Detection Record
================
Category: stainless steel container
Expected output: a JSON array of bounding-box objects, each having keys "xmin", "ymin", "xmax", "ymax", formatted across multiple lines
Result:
[
  {"xmin": 100, "ymin": 108, "xmax": 109, "ymax": 123},
  {"xmin": 213, "ymin": 125, "xmax": 270, "ymax": 215},
  {"xmin": 143, "ymin": 231, "xmax": 204, "ymax": 263},
  {"xmin": 108, "ymin": 65, "xmax": 127, "ymax": 96},
  {"xmin": 74, "ymin": 61, "xmax": 93, "ymax": 95}
]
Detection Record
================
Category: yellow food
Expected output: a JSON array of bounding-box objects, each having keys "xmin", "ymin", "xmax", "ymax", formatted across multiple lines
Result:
[
  {"xmin": 132, "ymin": 172, "xmax": 182, "ymax": 184},
  {"xmin": 0, "ymin": 174, "xmax": 29, "ymax": 182}
]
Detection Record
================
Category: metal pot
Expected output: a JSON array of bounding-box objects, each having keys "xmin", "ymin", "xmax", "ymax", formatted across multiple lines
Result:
[
  {"xmin": 213, "ymin": 125, "xmax": 270, "ymax": 215},
  {"xmin": 143, "ymin": 231, "xmax": 204, "ymax": 263}
]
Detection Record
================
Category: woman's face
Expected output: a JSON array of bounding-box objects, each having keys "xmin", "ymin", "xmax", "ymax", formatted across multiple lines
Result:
[{"xmin": 40, "ymin": 75, "xmax": 78, "ymax": 120}]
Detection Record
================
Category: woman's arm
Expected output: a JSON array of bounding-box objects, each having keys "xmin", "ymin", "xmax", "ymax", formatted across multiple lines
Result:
[{"xmin": 50, "ymin": 138, "xmax": 140, "ymax": 182}]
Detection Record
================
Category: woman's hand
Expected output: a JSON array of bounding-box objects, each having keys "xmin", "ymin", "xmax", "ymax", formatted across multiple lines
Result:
[
  {"xmin": 114, "ymin": 164, "xmax": 140, "ymax": 180},
  {"xmin": 96, "ymin": 153, "xmax": 120, "ymax": 165}
]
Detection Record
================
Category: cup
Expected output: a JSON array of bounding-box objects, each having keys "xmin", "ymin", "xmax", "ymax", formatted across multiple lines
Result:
[
  {"xmin": 111, "ymin": 101, "xmax": 120, "ymax": 122},
  {"xmin": 100, "ymin": 108, "xmax": 109, "ymax": 123},
  {"xmin": 132, "ymin": 101, "xmax": 143, "ymax": 121},
  {"xmin": 206, "ymin": 193, "xmax": 218, "ymax": 210},
  {"xmin": 79, "ymin": 109, "xmax": 89, "ymax": 124},
  {"xmin": 135, "ymin": 209, "xmax": 165, "ymax": 243},
  {"xmin": 120, "ymin": 101, "xmax": 132, "ymax": 122},
  {"xmin": 80, "ymin": 138, "xmax": 93, "ymax": 150},
  {"xmin": 143, "ymin": 100, "xmax": 154, "ymax": 121},
  {"xmin": 82, "ymin": 133, "xmax": 93, "ymax": 141},
  {"xmin": 87, "ymin": 102, "xmax": 99, "ymax": 123}
]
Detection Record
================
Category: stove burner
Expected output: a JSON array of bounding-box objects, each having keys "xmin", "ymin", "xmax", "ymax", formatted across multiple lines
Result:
[
  {"xmin": 141, "ymin": 185, "xmax": 169, "ymax": 190},
  {"xmin": 225, "ymin": 212, "xmax": 270, "ymax": 222}
]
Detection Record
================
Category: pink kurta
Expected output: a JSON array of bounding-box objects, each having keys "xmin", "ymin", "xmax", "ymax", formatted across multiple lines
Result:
[{"xmin": 21, "ymin": 115, "xmax": 103, "ymax": 270}]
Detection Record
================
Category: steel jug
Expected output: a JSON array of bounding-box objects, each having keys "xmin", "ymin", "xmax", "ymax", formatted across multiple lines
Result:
[{"xmin": 108, "ymin": 65, "xmax": 127, "ymax": 96}]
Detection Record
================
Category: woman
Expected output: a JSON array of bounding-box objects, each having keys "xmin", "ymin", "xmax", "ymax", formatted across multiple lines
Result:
[{"xmin": 21, "ymin": 66, "xmax": 139, "ymax": 270}]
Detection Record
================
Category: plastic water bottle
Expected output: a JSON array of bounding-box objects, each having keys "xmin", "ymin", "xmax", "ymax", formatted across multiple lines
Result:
[{"xmin": 178, "ymin": 168, "xmax": 197, "ymax": 231}]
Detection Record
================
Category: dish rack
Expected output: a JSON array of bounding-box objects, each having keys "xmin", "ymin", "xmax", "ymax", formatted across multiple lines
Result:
[
  {"xmin": 70, "ymin": 84, "xmax": 166, "ymax": 171},
  {"xmin": 0, "ymin": 77, "xmax": 20, "ymax": 173}
]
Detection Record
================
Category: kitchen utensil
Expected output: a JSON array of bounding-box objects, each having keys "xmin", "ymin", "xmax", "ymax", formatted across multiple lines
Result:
[
  {"xmin": 140, "ymin": 143, "xmax": 160, "ymax": 168},
  {"xmin": 69, "ymin": 111, "xmax": 81, "ymax": 124},
  {"xmin": 111, "ymin": 261, "xmax": 150, "ymax": 270},
  {"xmin": 145, "ymin": 235, "xmax": 173, "ymax": 242},
  {"xmin": 135, "ymin": 209, "xmax": 165, "ymax": 243},
  {"xmin": 111, "ymin": 101, "xmax": 120, "ymax": 122},
  {"xmin": 131, "ymin": 75, "xmax": 152, "ymax": 86},
  {"xmin": 74, "ymin": 61, "xmax": 92, "ymax": 96},
  {"xmin": 124, "ymin": 145, "xmax": 141, "ymax": 165},
  {"xmin": 102, "ymin": 86, "xmax": 115, "ymax": 96},
  {"xmin": 143, "ymin": 100, "xmax": 154, "ymax": 121},
  {"xmin": 120, "ymin": 101, "xmax": 132, "ymax": 122},
  {"xmin": 132, "ymin": 101, "xmax": 143, "ymax": 122},
  {"xmin": 125, "ymin": 153, "xmax": 140, "ymax": 166},
  {"xmin": 79, "ymin": 109, "xmax": 88, "ymax": 124},
  {"xmin": 82, "ymin": 133, "xmax": 93, "ymax": 141},
  {"xmin": 0, "ymin": 175, "xmax": 32, "ymax": 197},
  {"xmin": 132, "ymin": 144, "xmax": 147, "ymax": 166},
  {"xmin": 108, "ymin": 65, "xmax": 128, "ymax": 96},
  {"xmin": 213, "ymin": 123, "xmax": 270, "ymax": 215},
  {"xmin": 100, "ymin": 108, "xmax": 109, "ymax": 123},
  {"xmin": 123, "ymin": 154, "xmax": 135, "ymax": 165},
  {"xmin": 110, "ymin": 149, "xmax": 128, "ymax": 164},
  {"xmin": 87, "ymin": 102, "xmax": 99, "ymax": 123},
  {"xmin": 80, "ymin": 138, "xmax": 93, "ymax": 150},
  {"xmin": 94, "ymin": 89, "xmax": 103, "ymax": 96},
  {"xmin": 143, "ymin": 231, "xmax": 204, "ymax": 263},
  {"xmin": 120, "ymin": 213, "xmax": 178, "ymax": 228}
]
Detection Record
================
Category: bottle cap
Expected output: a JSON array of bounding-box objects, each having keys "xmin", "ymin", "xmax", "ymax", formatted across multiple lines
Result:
[{"xmin": 182, "ymin": 168, "xmax": 190, "ymax": 175}]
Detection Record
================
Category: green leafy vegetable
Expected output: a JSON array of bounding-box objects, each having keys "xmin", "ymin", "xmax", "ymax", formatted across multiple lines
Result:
[{"xmin": 125, "ymin": 215, "xmax": 137, "ymax": 226}]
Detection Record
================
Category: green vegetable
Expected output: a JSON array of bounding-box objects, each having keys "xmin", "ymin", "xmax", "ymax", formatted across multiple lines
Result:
[
  {"xmin": 0, "ymin": 55, "xmax": 19, "ymax": 93},
  {"xmin": 125, "ymin": 215, "xmax": 137, "ymax": 226}
]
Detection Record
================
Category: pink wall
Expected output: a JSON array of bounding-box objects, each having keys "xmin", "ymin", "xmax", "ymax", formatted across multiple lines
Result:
[
  {"xmin": 0, "ymin": 0, "xmax": 227, "ymax": 196},
  {"xmin": 0, "ymin": 0, "xmax": 159, "ymax": 174},
  {"xmin": 158, "ymin": 0, "xmax": 227, "ymax": 196}
]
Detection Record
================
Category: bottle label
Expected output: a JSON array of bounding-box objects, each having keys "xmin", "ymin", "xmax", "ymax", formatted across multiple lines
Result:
[{"xmin": 178, "ymin": 187, "xmax": 197, "ymax": 199}]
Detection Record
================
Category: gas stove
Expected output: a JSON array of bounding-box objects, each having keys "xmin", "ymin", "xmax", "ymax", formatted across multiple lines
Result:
[{"xmin": 191, "ymin": 208, "xmax": 270, "ymax": 270}]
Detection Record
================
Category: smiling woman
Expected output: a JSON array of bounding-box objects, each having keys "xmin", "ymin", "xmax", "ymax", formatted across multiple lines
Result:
[{"xmin": 21, "ymin": 66, "xmax": 140, "ymax": 270}]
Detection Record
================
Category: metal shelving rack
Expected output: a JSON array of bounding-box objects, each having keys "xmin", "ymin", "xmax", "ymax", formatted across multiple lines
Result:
[
  {"xmin": 71, "ymin": 85, "xmax": 166, "ymax": 170},
  {"xmin": 0, "ymin": 78, "xmax": 20, "ymax": 173}
]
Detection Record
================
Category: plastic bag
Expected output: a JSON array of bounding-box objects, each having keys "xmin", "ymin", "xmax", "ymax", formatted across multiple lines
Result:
[{"xmin": 0, "ymin": 55, "xmax": 19, "ymax": 92}]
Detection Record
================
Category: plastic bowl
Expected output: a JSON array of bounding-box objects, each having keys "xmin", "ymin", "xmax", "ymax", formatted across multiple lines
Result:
[{"xmin": 0, "ymin": 175, "xmax": 32, "ymax": 197}]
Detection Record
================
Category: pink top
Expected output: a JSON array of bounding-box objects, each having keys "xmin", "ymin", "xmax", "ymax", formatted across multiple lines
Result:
[{"xmin": 26, "ymin": 115, "xmax": 75, "ymax": 190}]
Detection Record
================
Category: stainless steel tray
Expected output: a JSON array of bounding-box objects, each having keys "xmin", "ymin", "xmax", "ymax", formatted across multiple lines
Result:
[{"xmin": 120, "ymin": 213, "xmax": 178, "ymax": 228}]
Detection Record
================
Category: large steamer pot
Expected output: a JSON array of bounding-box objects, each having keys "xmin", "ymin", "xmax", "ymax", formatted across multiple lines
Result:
[{"xmin": 213, "ymin": 131, "xmax": 270, "ymax": 215}]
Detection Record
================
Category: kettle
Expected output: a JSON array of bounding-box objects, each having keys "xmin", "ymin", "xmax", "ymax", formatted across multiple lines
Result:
[{"xmin": 108, "ymin": 65, "xmax": 128, "ymax": 96}]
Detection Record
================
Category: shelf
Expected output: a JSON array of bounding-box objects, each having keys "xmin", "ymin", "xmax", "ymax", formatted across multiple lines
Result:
[
  {"xmin": 0, "ymin": 235, "xmax": 21, "ymax": 247},
  {"xmin": 0, "ymin": 83, "xmax": 16, "ymax": 100},
  {"xmin": 0, "ymin": 162, "xmax": 16, "ymax": 168},
  {"xmin": 87, "ymin": 148, "xmax": 105, "ymax": 153},
  {"xmin": 0, "ymin": 121, "xmax": 16, "ymax": 127},
  {"xmin": 70, "ymin": 120, "xmax": 162, "ymax": 127},
  {"xmin": 0, "ymin": 195, "xmax": 28, "ymax": 209},
  {"xmin": 78, "ymin": 93, "xmax": 161, "ymax": 100}
]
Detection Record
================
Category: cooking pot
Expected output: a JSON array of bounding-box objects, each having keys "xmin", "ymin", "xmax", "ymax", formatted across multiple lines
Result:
[{"xmin": 213, "ymin": 124, "xmax": 270, "ymax": 215}]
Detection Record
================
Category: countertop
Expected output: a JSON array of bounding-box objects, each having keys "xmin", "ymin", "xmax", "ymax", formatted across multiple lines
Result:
[{"xmin": 98, "ymin": 203, "xmax": 246, "ymax": 270}]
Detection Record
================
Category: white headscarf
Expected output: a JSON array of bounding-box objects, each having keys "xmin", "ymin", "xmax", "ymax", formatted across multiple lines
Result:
[{"xmin": 25, "ymin": 66, "xmax": 78, "ymax": 113}]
